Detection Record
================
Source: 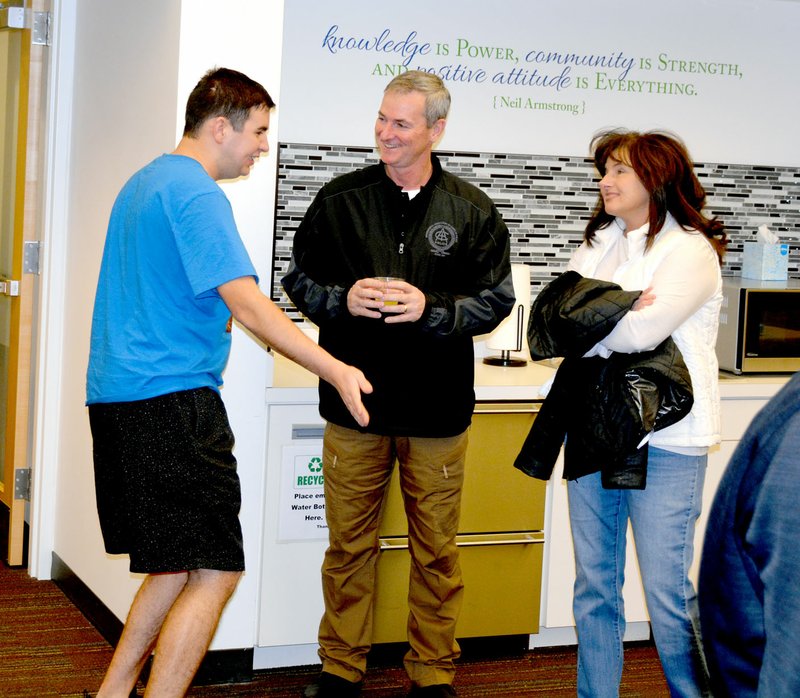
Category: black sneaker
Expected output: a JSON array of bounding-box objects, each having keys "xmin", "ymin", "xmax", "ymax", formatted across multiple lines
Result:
[
  {"xmin": 407, "ymin": 684, "xmax": 457, "ymax": 697},
  {"xmin": 302, "ymin": 671, "xmax": 363, "ymax": 697}
]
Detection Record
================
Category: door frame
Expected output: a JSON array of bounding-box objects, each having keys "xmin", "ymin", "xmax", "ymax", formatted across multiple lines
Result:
[{"xmin": 27, "ymin": 0, "xmax": 71, "ymax": 579}]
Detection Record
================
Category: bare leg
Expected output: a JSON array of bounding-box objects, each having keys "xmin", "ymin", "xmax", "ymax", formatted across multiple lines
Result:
[
  {"xmin": 96, "ymin": 569, "xmax": 241, "ymax": 698},
  {"xmin": 143, "ymin": 568, "xmax": 242, "ymax": 698},
  {"xmin": 97, "ymin": 571, "xmax": 189, "ymax": 698}
]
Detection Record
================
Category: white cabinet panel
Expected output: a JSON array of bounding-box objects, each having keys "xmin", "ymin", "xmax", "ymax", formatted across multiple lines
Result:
[
  {"xmin": 719, "ymin": 398, "xmax": 768, "ymax": 440},
  {"xmin": 258, "ymin": 404, "xmax": 327, "ymax": 647},
  {"xmin": 689, "ymin": 440, "xmax": 738, "ymax": 587}
]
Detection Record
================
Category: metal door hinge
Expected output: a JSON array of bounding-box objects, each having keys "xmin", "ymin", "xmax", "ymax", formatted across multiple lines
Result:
[
  {"xmin": 0, "ymin": 8, "xmax": 50, "ymax": 45},
  {"xmin": 14, "ymin": 468, "xmax": 31, "ymax": 501},
  {"xmin": 23, "ymin": 240, "xmax": 41, "ymax": 274},
  {"xmin": 32, "ymin": 10, "xmax": 50, "ymax": 46}
]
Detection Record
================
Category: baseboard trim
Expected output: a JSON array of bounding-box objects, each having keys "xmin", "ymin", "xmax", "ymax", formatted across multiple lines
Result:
[
  {"xmin": 194, "ymin": 647, "xmax": 254, "ymax": 685},
  {"xmin": 51, "ymin": 552, "xmax": 124, "ymax": 646},
  {"xmin": 50, "ymin": 552, "xmax": 254, "ymax": 685}
]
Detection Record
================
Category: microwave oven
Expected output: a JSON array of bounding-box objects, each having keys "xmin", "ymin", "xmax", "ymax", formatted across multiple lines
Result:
[{"xmin": 716, "ymin": 277, "xmax": 800, "ymax": 374}]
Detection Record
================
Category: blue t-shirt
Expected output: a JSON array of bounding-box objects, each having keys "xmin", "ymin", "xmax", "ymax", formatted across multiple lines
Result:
[{"xmin": 86, "ymin": 154, "xmax": 258, "ymax": 404}]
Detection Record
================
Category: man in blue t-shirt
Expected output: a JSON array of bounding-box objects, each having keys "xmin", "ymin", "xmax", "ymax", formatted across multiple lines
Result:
[{"xmin": 85, "ymin": 67, "xmax": 371, "ymax": 698}]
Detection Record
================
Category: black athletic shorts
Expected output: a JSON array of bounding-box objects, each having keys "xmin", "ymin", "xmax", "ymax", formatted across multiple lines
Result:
[{"xmin": 88, "ymin": 387, "xmax": 244, "ymax": 574}]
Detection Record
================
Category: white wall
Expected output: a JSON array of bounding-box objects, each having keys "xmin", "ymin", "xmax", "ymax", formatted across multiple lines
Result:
[
  {"xmin": 174, "ymin": 0, "xmax": 285, "ymax": 649},
  {"xmin": 38, "ymin": 0, "xmax": 286, "ymax": 650},
  {"xmin": 49, "ymin": 0, "xmax": 183, "ymax": 617}
]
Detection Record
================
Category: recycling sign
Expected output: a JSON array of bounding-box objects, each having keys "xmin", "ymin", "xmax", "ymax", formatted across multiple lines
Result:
[
  {"xmin": 297, "ymin": 456, "xmax": 324, "ymax": 486},
  {"xmin": 278, "ymin": 445, "xmax": 328, "ymax": 541}
]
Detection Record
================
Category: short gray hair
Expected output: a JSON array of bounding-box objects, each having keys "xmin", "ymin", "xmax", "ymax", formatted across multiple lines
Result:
[{"xmin": 384, "ymin": 70, "xmax": 451, "ymax": 127}]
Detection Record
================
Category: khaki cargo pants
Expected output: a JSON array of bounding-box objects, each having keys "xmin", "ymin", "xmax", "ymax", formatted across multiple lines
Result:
[{"xmin": 317, "ymin": 422, "xmax": 468, "ymax": 687}]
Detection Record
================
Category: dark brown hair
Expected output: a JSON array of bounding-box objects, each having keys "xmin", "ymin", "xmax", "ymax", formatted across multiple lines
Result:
[
  {"xmin": 585, "ymin": 129, "xmax": 727, "ymax": 262},
  {"xmin": 183, "ymin": 67, "xmax": 275, "ymax": 137}
]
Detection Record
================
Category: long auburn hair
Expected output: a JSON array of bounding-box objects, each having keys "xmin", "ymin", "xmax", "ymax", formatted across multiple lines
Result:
[{"xmin": 585, "ymin": 129, "xmax": 727, "ymax": 263}]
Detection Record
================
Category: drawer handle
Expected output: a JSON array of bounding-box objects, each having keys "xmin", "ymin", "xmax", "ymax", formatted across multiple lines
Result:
[
  {"xmin": 292, "ymin": 424, "xmax": 325, "ymax": 440},
  {"xmin": 379, "ymin": 532, "xmax": 544, "ymax": 551},
  {"xmin": 473, "ymin": 402, "xmax": 542, "ymax": 415}
]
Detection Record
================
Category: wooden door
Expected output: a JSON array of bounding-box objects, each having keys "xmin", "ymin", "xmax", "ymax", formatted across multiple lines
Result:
[{"xmin": 1, "ymin": 0, "xmax": 48, "ymax": 566}]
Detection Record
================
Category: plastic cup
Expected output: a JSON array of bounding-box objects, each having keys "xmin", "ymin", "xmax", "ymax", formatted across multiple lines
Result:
[{"xmin": 377, "ymin": 276, "xmax": 402, "ymax": 306}]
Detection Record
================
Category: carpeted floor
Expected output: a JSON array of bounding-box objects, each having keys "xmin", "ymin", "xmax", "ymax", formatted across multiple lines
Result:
[
  {"xmin": 0, "ymin": 560, "xmax": 115, "ymax": 697},
  {"xmin": 0, "ymin": 560, "xmax": 670, "ymax": 697}
]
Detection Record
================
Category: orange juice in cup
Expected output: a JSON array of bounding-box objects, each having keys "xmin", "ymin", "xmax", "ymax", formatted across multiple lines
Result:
[{"xmin": 377, "ymin": 276, "xmax": 402, "ymax": 306}]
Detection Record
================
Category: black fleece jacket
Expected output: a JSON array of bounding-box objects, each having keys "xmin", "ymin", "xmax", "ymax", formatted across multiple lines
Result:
[
  {"xmin": 514, "ymin": 271, "xmax": 694, "ymax": 489},
  {"xmin": 282, "ymin": 155, "xmax": 514, "ymax": 437}
]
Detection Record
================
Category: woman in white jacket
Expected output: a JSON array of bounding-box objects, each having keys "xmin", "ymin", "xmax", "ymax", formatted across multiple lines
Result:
[{"xmin": 564, "ymin": 130, "xmax": 727, "ymax": 698}]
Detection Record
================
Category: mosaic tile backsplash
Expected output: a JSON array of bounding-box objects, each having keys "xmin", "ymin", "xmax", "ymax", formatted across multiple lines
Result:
[{"xmin": 272, "ymin": 143, "xmax": 800, "ymax": 320}]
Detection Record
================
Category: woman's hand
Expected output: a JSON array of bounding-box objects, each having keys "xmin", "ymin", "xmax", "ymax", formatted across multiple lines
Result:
[{"xmin": 633, "ymin": 286, "xmax": 655, "ymax": 311}]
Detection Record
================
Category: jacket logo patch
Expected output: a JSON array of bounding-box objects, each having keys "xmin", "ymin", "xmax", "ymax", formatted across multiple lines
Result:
[{"xmin": 425, "ymin": 222, "xmax": 458, "ymax": 257}]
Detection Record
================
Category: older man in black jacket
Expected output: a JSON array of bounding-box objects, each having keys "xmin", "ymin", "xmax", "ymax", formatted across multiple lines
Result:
[{"xmin": 282, "ymin": 70, "xmax": 513, "ymax": 698}]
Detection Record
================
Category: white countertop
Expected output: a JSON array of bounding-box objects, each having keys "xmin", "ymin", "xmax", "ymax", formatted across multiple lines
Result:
[
  {"xmin": 266, "ymin": 351, "xmax": 557, "ymax": 404},
  {"xmin": 717, "ymin": 371, "xmax": 790, "ymax": 399},
  {"xmin": 267, "ymin": 351, "xmax": 790, "ymax": 404}
]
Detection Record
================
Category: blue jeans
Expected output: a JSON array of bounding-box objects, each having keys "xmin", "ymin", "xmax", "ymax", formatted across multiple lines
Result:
[{"xmin": 567, "ymin": 447, "xmax": 711, "ymax": 698}]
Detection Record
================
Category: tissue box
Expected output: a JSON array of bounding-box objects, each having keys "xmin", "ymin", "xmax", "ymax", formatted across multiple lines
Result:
[{"xmin": 742, "ymin": 242, "xmax": 789, "ymax": 280}]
